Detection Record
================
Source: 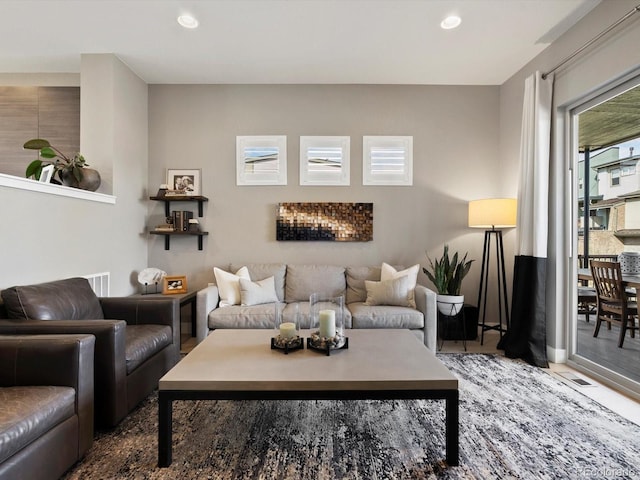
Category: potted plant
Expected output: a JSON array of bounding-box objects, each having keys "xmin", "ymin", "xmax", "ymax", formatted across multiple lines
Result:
[
  {"xmin": 424, "ymin": 245, "xmax": 474, "ymax": 316},
  {"xmin": 24, "ymin": 138, "xmax": 101, "ymax": 191}
]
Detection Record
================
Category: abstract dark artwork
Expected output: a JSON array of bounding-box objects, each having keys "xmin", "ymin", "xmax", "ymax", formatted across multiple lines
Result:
[{"xmin": 277, "ymin": 202, "xmax": 373, "ymax": 241}]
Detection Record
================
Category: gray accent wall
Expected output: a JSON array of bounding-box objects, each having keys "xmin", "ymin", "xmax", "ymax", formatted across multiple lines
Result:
[{"xmin": 147, "ymin": 84, "xmax": 501, "ymax": 293}]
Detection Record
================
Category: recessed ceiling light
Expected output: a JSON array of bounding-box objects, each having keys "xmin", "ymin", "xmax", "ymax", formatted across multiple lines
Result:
[
  {"xmin": 177, "ymin": 14, "xmax": 199, "ymax": 29},
  {"xmin": 440, "ymin": 15, "xmax": 461, "ymax": 30}
]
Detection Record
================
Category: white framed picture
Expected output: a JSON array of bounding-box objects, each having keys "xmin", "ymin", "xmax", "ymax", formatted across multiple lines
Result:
[
  {"xmin": 236, "ymin": 135, "xmax": 287, "ymax": 186},
  {"xmin": 363, "ymin": 136, "xmax": 413, "ymax": 186},
  {"xmin": 39, "ymin": 164, "xmax": 54, "ymax": 183},
  {"xmin": 299, "ymin": 136, "xmax": 350, "ymax": 186},
  {"xmin": 167, "ymin": 169, "xmax": 201, "ymax": 196}
]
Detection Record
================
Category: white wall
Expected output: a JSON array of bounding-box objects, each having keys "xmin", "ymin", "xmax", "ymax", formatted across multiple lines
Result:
[
  {"xmin": 0, "ymin": 55, "xmax": 148, "ymax": 295},
  {"xmin": 499, "ymin": 0, "xmax": 640, "ymax": 361},
  {"xmin": 147, "ymin": 84, "xmax": 502, "ymax": 298},
  {"xmin": 626, "ymin": 200, "xmax": 640, "ymax": 229},
  {"xmin": 598, "ymin": 168, "xmax": 640, "ymax": 200}
]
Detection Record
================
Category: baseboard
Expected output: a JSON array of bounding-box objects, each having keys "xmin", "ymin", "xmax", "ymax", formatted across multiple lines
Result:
[{"xmin": 546, "ymin": 345, "xmax": 567, "ymax": 363}]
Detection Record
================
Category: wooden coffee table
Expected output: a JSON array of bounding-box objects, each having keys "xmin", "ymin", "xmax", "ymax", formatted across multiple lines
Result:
[{"xmin": 158, "ymin": 329, "xmax": 459, "ymax": 467}]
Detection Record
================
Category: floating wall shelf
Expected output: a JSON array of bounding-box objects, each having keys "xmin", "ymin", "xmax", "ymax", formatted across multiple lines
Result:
[{"xmin": 149, "ymin": 195, "xmax": 209, "ymax": 250}]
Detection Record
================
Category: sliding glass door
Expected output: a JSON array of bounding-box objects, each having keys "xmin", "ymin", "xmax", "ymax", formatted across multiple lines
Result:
[{"xmin": 571, "ymin": 79, "xmax": 640, "ymax": 389}]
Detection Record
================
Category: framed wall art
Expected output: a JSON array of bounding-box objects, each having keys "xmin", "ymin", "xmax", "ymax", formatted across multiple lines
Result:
[
  {"xmin": 167, "ymin": 169, "xmax": 201, "ymax": 196},
  {"xmin": 299, "ymin": 136, "xmax": 350, "ymax": 186},
  {"xmin": 276, "ymin": 202, "xmax": 373, "ymax": 242},
  {"xmin": 363, "ymin": 136, "xmax": 413, "ymax": 186},
  {"xmin": 236, "ymin": 135, "xmax": 287, "ymax": 186}
]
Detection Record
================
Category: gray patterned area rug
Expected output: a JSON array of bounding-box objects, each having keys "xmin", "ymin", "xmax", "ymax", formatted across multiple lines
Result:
[{"xmin": 62, "ymin": 354, "xmax": 640, "ymax": 480}]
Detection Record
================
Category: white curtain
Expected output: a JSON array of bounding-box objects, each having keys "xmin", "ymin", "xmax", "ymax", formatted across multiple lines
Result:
[
  {"xmin": 501, "ymin": 71, "xmax": 554, "ymax": 367},
  {"xmin": 517, "ymin": 71, "xmax": 554, "ymax": 258}
]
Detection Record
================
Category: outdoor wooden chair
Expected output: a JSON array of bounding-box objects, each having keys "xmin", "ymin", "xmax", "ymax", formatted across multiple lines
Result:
[
  {"xmin": 590, "ymin": 260, "xmax": 638, "ymax": 348},
  {"xmin": 577, "ymin": 285, "xmax": 597, "ymax": 323}
]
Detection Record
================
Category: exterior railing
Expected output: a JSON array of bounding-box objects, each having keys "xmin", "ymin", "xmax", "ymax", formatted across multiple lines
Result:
[{"xmin": 577, "ymin": 254, "xmax": 618, "ymax": 268}]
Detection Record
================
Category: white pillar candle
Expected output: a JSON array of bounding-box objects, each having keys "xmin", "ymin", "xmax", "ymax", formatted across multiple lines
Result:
[
  {"xmin": 279, "ymin": 322, "xmax": 297, "ymax": 338},
  {"xmin": 318, "ymin": 309, "xmax": 336, "ymax": 338}
]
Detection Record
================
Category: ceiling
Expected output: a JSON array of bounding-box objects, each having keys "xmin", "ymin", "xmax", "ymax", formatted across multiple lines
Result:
[{"xmin": 0, "ymin": 0, "xmax": 601, "ymax": 85}]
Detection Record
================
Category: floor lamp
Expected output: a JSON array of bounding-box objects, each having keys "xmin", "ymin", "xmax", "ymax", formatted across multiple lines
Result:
[{"xmin": 468, "ymin": 198, "xmax": 517, "ymax": 345}]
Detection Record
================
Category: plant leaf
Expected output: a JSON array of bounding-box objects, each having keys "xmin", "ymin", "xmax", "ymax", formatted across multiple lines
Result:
[
  {"xmin": 73, "ymin": 166, "xmax": 82, "ymax": 182},
  {"xmin": 425, "ymin": 245, "xmax": 474, "ymax": 295},
  {"xmin": 25, "ymin": 159, "xmax": 43, "ymax": 179},
  {"xmin": 23, "ymin": 138, "xmax": 51, "ymax": 150},
  {"xmin": 39, "ymin": 147, "xmax": 58, "ymax": 159}
]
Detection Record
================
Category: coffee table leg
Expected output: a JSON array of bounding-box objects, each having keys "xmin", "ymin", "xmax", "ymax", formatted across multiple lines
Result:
[
  {"xmin": 445, "ymin": 390, "xmax": 459, "ymax": 466},
  {"xmin": 158, "ymin": 392, "xmax": 173, "ymax": 467}
]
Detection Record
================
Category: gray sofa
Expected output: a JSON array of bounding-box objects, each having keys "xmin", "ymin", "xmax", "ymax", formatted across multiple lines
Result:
[{"xmin": 196, "ymin": 263, "xmax": 437, "ymax": 351}]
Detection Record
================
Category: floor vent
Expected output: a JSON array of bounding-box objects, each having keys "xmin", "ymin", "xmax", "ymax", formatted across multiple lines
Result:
[
  {"xmin": 557, "ymin": 371, "xmax": 595, "ymax": 387},
  {"xmin": 83, "ymin": 272, "xmax": 110, "ymax": 297}
]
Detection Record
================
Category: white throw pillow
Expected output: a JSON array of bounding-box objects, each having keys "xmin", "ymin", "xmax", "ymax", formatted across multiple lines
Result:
[
  {"xmin": 214, "ymin": 266, "xmax": 250, "ymax": 307},
  {"xmin": 364, "ymin": 276, "xmax": 411, "ymax": 307},
  {"xmin": 239, "ymin": 276, "xmax": 279, "ymax": 306},
  {"xmin": 380, "ymin": 262, "xmax": 419, "ymax": 308}
]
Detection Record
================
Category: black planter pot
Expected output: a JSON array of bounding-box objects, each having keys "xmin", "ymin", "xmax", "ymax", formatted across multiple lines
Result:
[{"xmin": 60, "ymin": 168, "xmax": 101, "ymax": 191}]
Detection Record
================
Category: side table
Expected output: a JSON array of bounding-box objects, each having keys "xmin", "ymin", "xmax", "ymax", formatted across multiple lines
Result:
[{"xmin": 131, "ymin": 291, "xmax": 197, "ymax": 337}]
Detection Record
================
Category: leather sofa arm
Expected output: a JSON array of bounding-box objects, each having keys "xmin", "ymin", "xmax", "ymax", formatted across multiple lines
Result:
[
  {"xmin": 100, "ymin": 297, "xmax": 180, "ymax": 359},
  {"xmin": 196, "ymin": 285, "xmax": 219, "ymax": 343},
  {"xmin": 0, "ymin": 318, "xmax": 128, "ymax": 427},
  {"xmin": 100, "ymin": 297, "xmax": 179, "ymax": 328},
  {"xmin": 0, "ymin": 334, "xmax": 95, "ymax": 457},
  {"xmin": 414, "ymin": 284, "xmax": 437, "ymax": 351}
]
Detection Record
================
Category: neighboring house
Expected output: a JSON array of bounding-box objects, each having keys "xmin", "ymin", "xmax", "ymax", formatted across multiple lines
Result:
[
  {"xmin": 596, "ymin": 154, "xmax": 640, "ymax": 200},
  {"xmin": 578, "ymin": 146, "xmax": 618, "ymax": 201},
  {"xmin": 578, "ymin": 147, "xmax": 640, "ymax": 254}
]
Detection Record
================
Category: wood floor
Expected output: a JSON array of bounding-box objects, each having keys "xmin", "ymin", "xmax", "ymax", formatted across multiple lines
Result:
[{"xmin": 576, "ymin": 315, "xmax": 640, "ymax": 384}]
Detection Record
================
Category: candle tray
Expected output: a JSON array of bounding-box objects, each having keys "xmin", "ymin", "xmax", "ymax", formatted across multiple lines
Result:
[
  {"xmin": 307, "ymin": 332, "xmax": 349, "ymax": 356},
  {"xmin": 271, "ymin": 336, "xmax": 304, "ymax": 354}
]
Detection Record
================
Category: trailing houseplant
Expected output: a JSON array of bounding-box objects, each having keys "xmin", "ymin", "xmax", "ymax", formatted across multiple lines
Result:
[
  {"xmin": 24, "ymin": 138, "xmax": 101, "ymax": 191},
  {"xmin": 424, "ymin": 245, "xmax": 474, "ymax": 315}
]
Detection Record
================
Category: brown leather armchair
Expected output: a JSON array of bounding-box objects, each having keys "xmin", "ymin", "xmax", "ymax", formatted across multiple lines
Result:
[
  {"xmin": 0, "ymin": 334, "xmax": 94, "ymax": 480},
  {"xmin": 0, "ymin": 277, "xmax": 180, "ymax": 428}
]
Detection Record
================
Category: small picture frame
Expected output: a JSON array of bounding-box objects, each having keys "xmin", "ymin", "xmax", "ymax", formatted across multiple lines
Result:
[
  {"xmin": 163, "ymin": 275, "xmax": 188, "ymax": 294},
  {"xmin": 167, "ymin": 169, "xmax": 201, "ymax": 196},
  {"xmin": 39, "ymin": 164, "xmax": 54, "ymax": 183}
]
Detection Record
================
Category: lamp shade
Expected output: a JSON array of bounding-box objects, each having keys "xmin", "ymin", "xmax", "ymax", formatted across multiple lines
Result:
[{"xmin": 468, "ymin": 198, "xmax": 517, "ymax": 228}]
